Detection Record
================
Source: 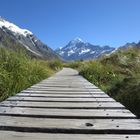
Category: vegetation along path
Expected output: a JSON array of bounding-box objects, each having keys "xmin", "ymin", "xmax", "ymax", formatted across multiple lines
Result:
[{"xmin": 0, "ymin": 68, "xmax": 140, "ymax": 140}]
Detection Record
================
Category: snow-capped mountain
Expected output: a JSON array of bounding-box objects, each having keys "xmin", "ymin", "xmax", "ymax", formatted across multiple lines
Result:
[
  {"xmin": 55, "ymin": 37, "xmax": 115, "ymax": 60},
  {"xmin": 0, "ymin": 17, "xmax": 59, "ymax": 59}
]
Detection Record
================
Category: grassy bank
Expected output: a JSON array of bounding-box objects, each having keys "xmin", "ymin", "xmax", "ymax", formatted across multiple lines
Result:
[
  {"xmin": 0, "ymin": 48, "xmax": 62, "ymax": 101},
  {"xmin": 66, "ymin": 48, "xmax": 140, "ymax": 117}
]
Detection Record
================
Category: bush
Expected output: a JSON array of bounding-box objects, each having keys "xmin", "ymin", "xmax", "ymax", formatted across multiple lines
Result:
[
  {"xmin": 64, "ymin": 61, "xmax": 84, "ymax": 70},
  {"xmin": 108, "ymin": 77, "xmax": 140, "ymax": 117},
  {"xmin": 79, "ymin": 61, "xmax": 123, "ymax": 91},
  {"xmin": 48, "ymin": 60, "xmax": 63, "ymax": 70},
  {"xmin": 69, "ymin": 48, "xmax": 140, "ymax": 117}
]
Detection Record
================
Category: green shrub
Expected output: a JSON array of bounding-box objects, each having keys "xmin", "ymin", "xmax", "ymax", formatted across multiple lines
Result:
[
  {"xmin": 79, "ymin": 61, "xmax": 123, "ymax": 91},
  {"xmin": 70, "ymin": 48, "xmax": 140, "ymax": 117},
  {"xmin": 48, "ymin": 60, "xmax": 63, "ymax": 70},
  {"xmin": 64, "ymin": 61, "xmax": 84, "ymax": 70},
  {"xmin": 108, "ymin": 77, "xmax": 140, "ymax": 117}
]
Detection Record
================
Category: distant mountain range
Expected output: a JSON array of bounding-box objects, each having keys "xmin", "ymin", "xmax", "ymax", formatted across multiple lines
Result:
[
  {"xmin": 55, "ymin": 37, "xmax": 116, "ymax": 61},
  {"xmin": 0, "ymin": 17, "xmax": 59, "ymax": 60},
  {"xmin": 0, "ymin": 17, "xmax": 140, "ymax": 61},
  {"xmin": 119, "ymin": 42, "xmax": 140, "ymax": 49},
  {"xmin": 55, "ymin": 38, "xmax": 140, "ymax": 61}
]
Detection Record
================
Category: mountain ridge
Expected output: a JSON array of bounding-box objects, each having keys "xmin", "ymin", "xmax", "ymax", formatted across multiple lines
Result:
[
  {"xmin": 55, "ymin": 37, "xmax": 140, "ymax": 61},
  {"xmin": 0, "ymin": 17, "xmax": 60, "ymax": 60},
  {"xmin": 55, "ymin": 37, "xmax": 116, "ymax": 61}
]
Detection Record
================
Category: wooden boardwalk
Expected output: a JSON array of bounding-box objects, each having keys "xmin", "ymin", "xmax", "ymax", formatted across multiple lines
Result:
[{"xmin": 0, "ymin": 68, "xmax": 140, "ymax": 140}]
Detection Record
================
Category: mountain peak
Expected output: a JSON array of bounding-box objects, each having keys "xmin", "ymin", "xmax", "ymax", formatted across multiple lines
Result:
[
  {"xmin": 71, "ymin": 37, "xmax": 84, "ymax": 44},
  {"xmin": 73, "ymin": 37, "xmax": 83, "ymax": 42},
  {"xmin": 56, "ymin": 38, "xmax": 115, "ymax": 61}
]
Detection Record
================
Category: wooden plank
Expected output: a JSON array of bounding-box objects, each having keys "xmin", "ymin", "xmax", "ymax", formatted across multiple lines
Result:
[
  {"xmin": 21, "ymin": 90, "xmax": 105, "ymax": 94},
  {"xmin": 0, "ymin": 101, "xmax": 125, "ymax": 108},
  {"xmin": 28, "ymin": 87, "xmax": 101, "ymax": 92},
  {"xmin": 31, "ymin": 83, "xmax": 95, "ymax": 87},
  {"xmin": 34, "ymin": 84, "xmax": 94, "ymax": 87},
  {"xmin": 32, "ymin": 86, "xmax": 96, "ymax": 90},
  {"xmin": 0, "ymin": 116, "xmax": 140, "ymax": 130},
  {"xmin": 31, "ymin": 84, "xmax": 97, "ymax": 87},
  {"xmin": 0, "ymin": 131, "xmax": 140, "ymax": 140},
  {"xmin": 39, "ymin": 80, "xmax": 89, "ymax": 82},
  {"xmin": 7, "ymin": 96, "xmax": 115, "ymax": 102},
  {"xmin": 0, "ymin": 107, "xmax": 135, "ymax": 118},
  {"xmin": 16, "ymin": 93, "xmax": 110, "ymax": 98}
]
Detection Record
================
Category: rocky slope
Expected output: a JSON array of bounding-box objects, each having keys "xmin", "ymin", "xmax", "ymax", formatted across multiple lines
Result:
[{"xmin": 0, "ymin": 17, "xmax": 59, "ymax": 60}]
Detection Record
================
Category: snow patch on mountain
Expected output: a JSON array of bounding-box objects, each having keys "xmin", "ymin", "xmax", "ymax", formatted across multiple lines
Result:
[
  {"xmin": 79, "ymin": 49, "xmax": 90, "ymax": 55},
  {"xmin": 90, "ymin": 51, "xmax": 95, "ymax": 54},
  {"xmin": 0, "ymin": 17, "xmax": 32, "ymax": 37},
  {"xmin": 59, "ymin": 51, "xmax": 64, "ymax": 55},
  {"xmin": 68, "ymin": 50, "xmax": 75, "ymax": 56},
  {"xmin": 100, "ymin": 50, "xmax": 110, "ymax": 54}
]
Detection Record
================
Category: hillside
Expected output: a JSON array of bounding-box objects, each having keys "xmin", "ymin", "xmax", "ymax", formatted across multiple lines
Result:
[{"xmin": 0, "ymin": 17, "xmax": 60, "ymax": 60}]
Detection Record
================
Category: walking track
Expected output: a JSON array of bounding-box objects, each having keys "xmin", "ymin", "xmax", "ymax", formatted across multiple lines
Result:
[{"xmin": 0, "ymin": 68, "xmax": 140, "ymax": 140}]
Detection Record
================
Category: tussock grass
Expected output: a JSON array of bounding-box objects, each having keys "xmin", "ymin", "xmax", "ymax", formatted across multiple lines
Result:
[
  {"xmin": 66, "ymin": 48, "xmax": 140, "ymax": 117},
  {"xmin": 0, "ymin": 48, "xmax": 62, "ymax": 101}
]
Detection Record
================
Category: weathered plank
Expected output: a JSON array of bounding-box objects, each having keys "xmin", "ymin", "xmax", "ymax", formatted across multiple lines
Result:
[
  {"xmin": 1, "ymin": 131, "xmax": 140, "ymax": 140},
  {"xmin": 0, "ymin": 116, "xmax": 140, "ymax": 131},
  {"xmin": 0, "ymin": 101, "xmax": 124, "ymax": 109},
  {"xmin": 16, "ymin": 93, "xmax": 110, "ymax": 98},
  {"xmin": 7, "ymin": 96, "xmax": 115, "ymax": 102},
  {"xmin": 0, "ymin": 107, "xmax": 135, "ymax": 118},
  {"xmin": 21, "ymin": 90, "xmax": 105, "ymax": 94},
  {"xmin": 26, "ymin": 88, "xmax": 103, "ymax": 92},
  {"xmin": 31, "ymin": 84, "xmax": 94, "ymax": 87},
  {"xmin": 33, "ymin": 84, "xmax": 94, "ymax": 87}
]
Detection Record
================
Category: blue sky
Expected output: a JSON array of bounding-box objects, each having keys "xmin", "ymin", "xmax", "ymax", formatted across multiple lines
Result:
[{"xmin": 0, "ymin": 0, "xmax": 140, "ymax": 49}]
